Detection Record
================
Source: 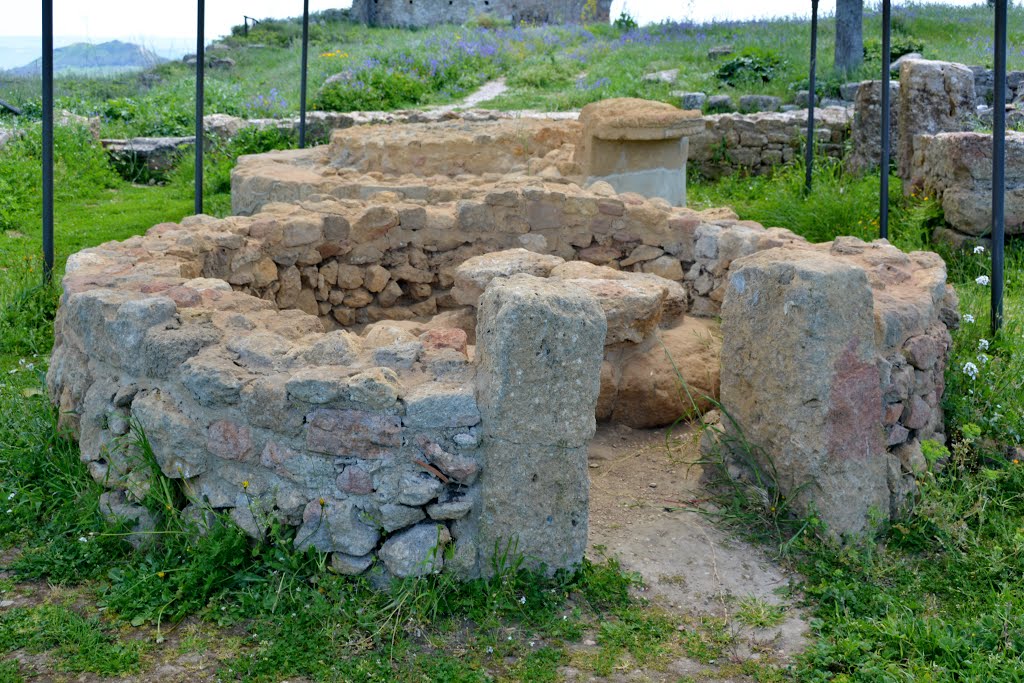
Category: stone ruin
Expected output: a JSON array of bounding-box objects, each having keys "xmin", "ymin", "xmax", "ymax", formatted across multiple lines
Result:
[
  {"xmin": 349, "ymin": 0, "xmax": 611, "ymax": 28},
  {"xmin": 47, "ymin": 97, "xmax": 959, "ymax": 581},
  {"xmin": 847, "ymin": 57, "xmax": 1024, "ymax": 245}
]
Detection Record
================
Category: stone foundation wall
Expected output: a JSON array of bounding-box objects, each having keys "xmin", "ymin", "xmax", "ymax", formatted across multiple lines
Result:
[
  {"xmin": 48, "ymin": 107, "xmax": 960, "ymax": 575},
  {"xmin": 688, "ymin": 108, "xmax": 852, "ymax": 178}
]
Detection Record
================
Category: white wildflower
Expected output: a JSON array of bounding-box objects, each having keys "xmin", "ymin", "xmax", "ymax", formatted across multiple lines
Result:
[
  {"xmin": 963, "ymin": 362, "xmax": 979, "ymax": 379},
  {"xmin": 6, "ymin": 492, "xmax": 14, "ymax": 500},
  {"xmin": 963, "ymin": 313, "xmax": 976, "ymax": 323},
  {"xmin": 78, "ymin": 536, "xmax": 87, "ymax": 543},
  {"xmin": 978, "ymin": 353, "xmax": 990, "ymax": 365},
  {"xmin": 977, "ymin": 275, "xmax": 991, "ymax": 286},
  {"xmin": 974, "ymin": 245, "xmax": 986, "ymax": 254},
  {"xmin": 979, "ymin": 339, "xmax": 990, "ymax": 351}
]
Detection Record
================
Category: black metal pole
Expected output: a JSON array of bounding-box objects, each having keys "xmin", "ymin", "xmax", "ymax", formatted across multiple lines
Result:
[
  {"xmin": 195, "ymin": 0, "xmax": 205, "ymax": 215},
  {"xmin": 992, "ymin": 0, "xmax": 1007, "ymax": 334},
  {"xmin": 299, "ymin": 0, "xmax": 309, "ymax": 148},
  {"xmin": 42, "ymin": 0, "xmax": 54, "ymax": 284},
  {"xmin": 880, "ymin": 0, "xmax": 891, "ymax": 240},
  {"xmin": 804, "ymin": 0, "xmax": 819, "ymax": 195}
]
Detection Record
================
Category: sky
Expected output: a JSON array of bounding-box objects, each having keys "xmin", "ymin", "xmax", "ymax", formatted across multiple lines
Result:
[{"xmin": 0, "ymin": 0, "xmax": 989, "ymax": 68}]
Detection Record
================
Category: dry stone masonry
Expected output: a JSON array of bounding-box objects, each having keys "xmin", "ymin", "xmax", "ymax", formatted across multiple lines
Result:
[{"xmin": 49, "ymin": 99, "xmax": 959, "ymax": 581}]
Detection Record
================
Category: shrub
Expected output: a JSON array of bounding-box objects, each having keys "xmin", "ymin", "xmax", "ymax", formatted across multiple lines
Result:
[{"xmin": 715, "ymin": 50, "xmax": 785, "ymax": 87}]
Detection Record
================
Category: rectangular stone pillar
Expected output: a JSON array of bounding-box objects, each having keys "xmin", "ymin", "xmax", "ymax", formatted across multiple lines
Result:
[
  {"xmin": 474, "ymin": 274, "xmax": 606, "ymax": 574},
  {"xmin": 719, "ymin": 248, "xmax": 887, "ymax": 536}
]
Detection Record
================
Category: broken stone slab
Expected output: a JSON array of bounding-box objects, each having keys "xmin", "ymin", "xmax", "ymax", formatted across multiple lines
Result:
[
  {"xmin": 575, "ymin": 98, "xmax": 703, "ymax": 207},
  {"xmin": 717, "ymin": 248, "xmax": 888, "ymax": 536},
  {"xmin": 561, "ymin": 277, "xmax": 666, "ymax": 344}
]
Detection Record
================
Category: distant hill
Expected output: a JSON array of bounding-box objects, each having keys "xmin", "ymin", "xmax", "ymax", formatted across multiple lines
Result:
[{"xmin": 6, "ymin": 40, "xmax": 166, "ymax": 77}]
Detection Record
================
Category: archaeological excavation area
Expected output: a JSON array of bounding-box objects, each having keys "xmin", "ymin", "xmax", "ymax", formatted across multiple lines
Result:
[{"xmin": 47, "ymin": 97, "xmax": 960, "ymax": 581}]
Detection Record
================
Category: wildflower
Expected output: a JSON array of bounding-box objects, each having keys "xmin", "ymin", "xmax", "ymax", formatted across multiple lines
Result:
[
  {"xmin": 5, "ymin": 509, "xmax": 11, "ymax": 514},
  {"xmin": 6, "ymin": 492, "xmax": 14, "ymax": 500},
  {"xmin": 519, "ymin": 596, "xmax": 526, "ymax": 604},
  {"xmin": 963, "ymin": 361, "xmax": 979, "ymax": 379},
  {"xmin": 78, "ymin": 536, "xmax": 87, "ymax": 543},
  {"xmin": 974, "ymin": 245, "xmax": 986, "ymax": 254},
  {"xmin": 964, "ymin": 313, "xmax": 976, "ymax": 323},
  {"xmin": 319, "ymin": 497, "xmax": 326, "ymax": 506},
  {"xmin": 978, "ymin": 353, "xmax": 990, "ymax": 365},
  {"xmin": 157, "ymin": 571, "xmax": 166, "ymax": 578},
  {"xmin": 1014, "ymin": 459, "xmax": 1020, "ymax": 465},
  {"xmin": 979, "ymin": 339, "xmax": 990, "ymax": 350},
  {"xmin": 242, "ymin": 480, "xmax": 249, "ymax": 490},
  {"xmin": 977, "ymin": 275, "xmax": 991, "ymax": 286}
]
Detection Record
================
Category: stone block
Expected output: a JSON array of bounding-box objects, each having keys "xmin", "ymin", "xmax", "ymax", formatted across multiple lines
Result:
[
  {"xmin": 575, "ymin": 98, "xmax": 703, "ymax": 207},
  {"xmin": 475, "ymin": 274, "xmax": 605, "ymax": 574},
  {"xmin": 719, "ymin": 248, "xmax": 888, "ymax": 535}
]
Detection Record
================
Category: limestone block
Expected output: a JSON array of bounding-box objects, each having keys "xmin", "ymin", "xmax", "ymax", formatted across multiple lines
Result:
[
  {"xmin": 846, "ymin": 80, "xmax": 900, "ymax": 174},
  {"xmin": 452, "ymin": 248, "xmax": 565, "ymax": 306},
  {"xmin": 897, "ymin": 59, "xmax": 976, "ymax": 184},
  {"xmin": 475, "ymin": 274, "xmax": 606, "ymax": 575},
  {"xmin": 575, "ymin": 98, "xmax": 703, "ymax": 207},
  {"xmin": 606, "ymin": 316, "xmax": 721, "ymax": 428},
  {"xmin": 719, "ymin": 248, "xmax": 888, "ymax": 536},
  {"xmin": 561, "ymin": 278, "xmax": 665, "ymax": 344}
]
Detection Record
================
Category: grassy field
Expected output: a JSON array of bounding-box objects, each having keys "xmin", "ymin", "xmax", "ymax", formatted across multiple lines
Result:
[{"xmin": 3, "ymin": 3, "xmax": 1024, "ymax": 681}]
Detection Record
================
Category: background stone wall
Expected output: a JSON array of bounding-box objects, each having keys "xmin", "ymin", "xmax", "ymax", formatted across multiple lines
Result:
[{"xmin": 349, "ymin": 0, "xmax": 611, "ymax": 27}]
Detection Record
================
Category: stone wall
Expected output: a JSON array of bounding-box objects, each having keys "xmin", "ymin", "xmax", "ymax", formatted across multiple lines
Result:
[
  {"xmin": 688, "ymin": 108, "xmax": 852, "ymax": 178},
  {"xmin": 49, "ymin": 105, "xmax": 959, "ymax": 576},
  {"xmin": 349, "ymin": 0, "xmax": 611, "ymax": 27}
]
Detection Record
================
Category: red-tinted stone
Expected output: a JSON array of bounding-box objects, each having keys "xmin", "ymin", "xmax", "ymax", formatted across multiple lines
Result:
[
  {"xmin": 420, "ymin": 328, "xmax": 468, "ymax": 355},
  {"xmin": 306, "ymin": 409, "xmax": 401, "ymax": 458},
  {"xmin": 208, "ymin": 420, "xmax": 254, "ymax": 461},
  {"xmin": 336, "ymin": 466, "xmax": 374, "ymax": 494}
]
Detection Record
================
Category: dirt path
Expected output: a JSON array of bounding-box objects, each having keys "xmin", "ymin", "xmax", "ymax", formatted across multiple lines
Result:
[{"xmin": 573, "ymin": 423, "xmax": 810, "ymax": 681}]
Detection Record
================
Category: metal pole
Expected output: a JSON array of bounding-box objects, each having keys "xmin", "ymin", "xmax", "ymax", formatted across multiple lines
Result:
[
  {"xmin": 299, "ymin": 0, "xmax": 309, "ymax": 148},
  {"xmin": 880, "ymin": 0, "xmax": 891, "ymax": 240},
  {"xmin": 992, "ymin": 0, "xmax": 1007, "ymax": 334},
  {"xmin": 42, "ymin": 0, "xmax": 54, "ymax": 284},
  {"xmin": 804, "ymin": 0, "xmax": 818, "ymax": 195},
  {"xmin": 195, "ymin": 0, "xmax": 205, "ymax": 215}
]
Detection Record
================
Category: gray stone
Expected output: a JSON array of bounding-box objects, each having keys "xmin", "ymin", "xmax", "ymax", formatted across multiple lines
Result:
[
  {"xmin": 99, "ymin": 490, "xmax": 156, "ymax": 548},
  {"xmin": 330, "ymin": 552, "xmax": 374, "ymax": 575},
  {"xmin": 840, "ymin": 81, "xmax": 861, "ymax": 101},
  {"xmin": 371, "ymin": 341, "xmax": 423, "ymax": 369},
  {"xmin": 739, "ymin": 95, "xmax": 782, "ymax": 113},
  {"xmin": 376, "ymin": 503, "xmax": 427, "ymax": 532},
  {"xmin": 397, "ymin": 471, "xmax": 445, "ymax": 506},
  {"xmin": 643, "ymin": 68, "xmax": 679, "ymax": 84},
  {"xmin": 295, "ymin": 498, "xmax": 380, "ymax": 556},
  {"xmin": 719, "ymin": 248, "xmax": 888, "ymax": 536},
  {"xmin": 707, "ymin": 45, "xmax": 734, "ymax": 59},
  {"xmin": 897, "ymin": 59, "xmax": 976, "ymax": 185},
  {"xmin": 426, "ymin": 498, "xmax": 474, "ymax": 520},
  {"xmin": 130, "ymin": 390, "xmax": 208, "ymax": 478},
  {"xmin": 378, "ymin": 523, "xmax": 451, "ymax": 577},
  {"xmin": 706, "ymin": 95, "xmax": 734, "ymax": 113},
  {"xmin": 475, "ymin": 274, "xmax": 605, "ymax": 574},
  {"xmin": 846, "ymin": 80, "xmax": 900, "ymax": 175},
  {"xmin": 677, "ymin": 92, "xmax": 707, "ymax": 111},
  {"xmin": 101, "ymin": 136, "xmax": 195, "ymax": 174},
  {"xmin": 403, "ymin": 382, "xmax": 481, "ymax": 429}
]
